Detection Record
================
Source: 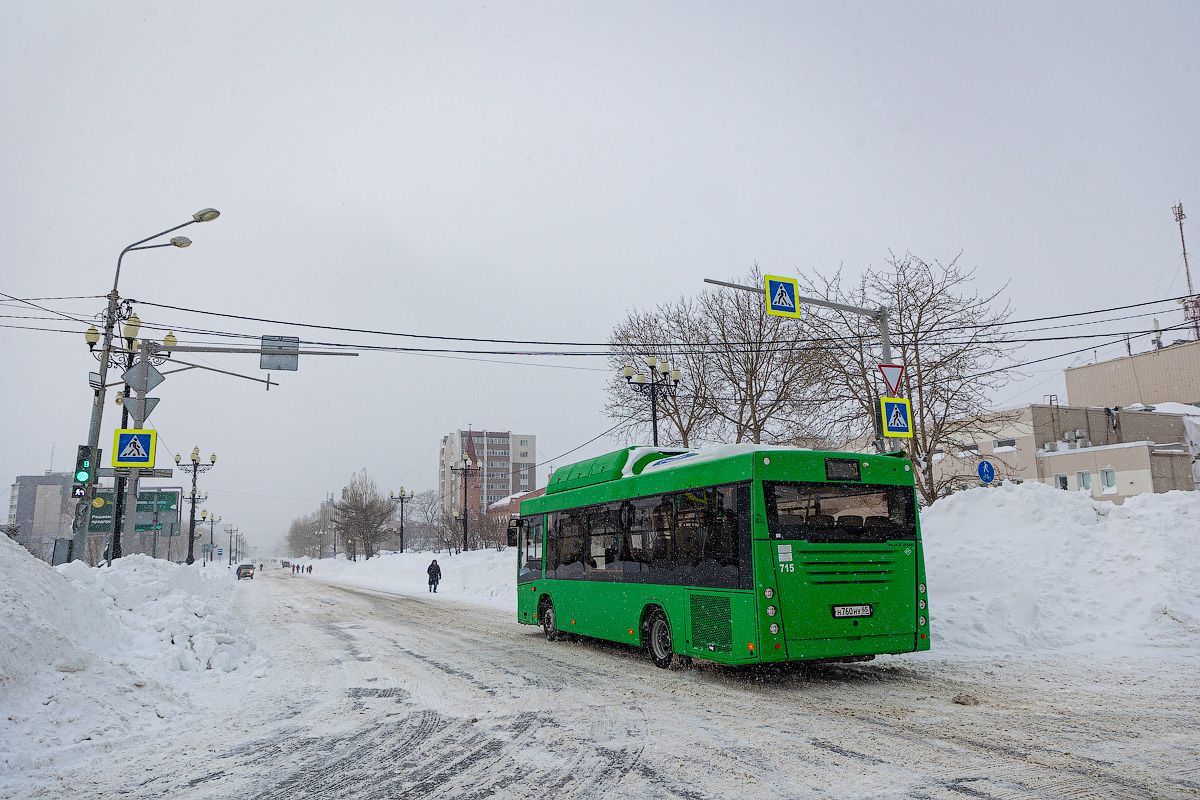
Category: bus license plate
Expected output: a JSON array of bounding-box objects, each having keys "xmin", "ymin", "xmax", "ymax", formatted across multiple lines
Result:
[{"xmin": 832, "ymin": 604, "xmax": 872, "ymax": 618}]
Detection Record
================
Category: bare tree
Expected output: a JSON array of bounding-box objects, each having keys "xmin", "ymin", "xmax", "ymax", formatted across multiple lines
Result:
[
  {"xmin": 332, "ymin": 470, "xmax": 395, "ymax": 560},
  {"xmin": 802, "ymin": 253, "xmax": 1019, "ymax": 503},
  {"xmin": 604, "ymin": 266, "xmax": 833, "ymax": 447}
]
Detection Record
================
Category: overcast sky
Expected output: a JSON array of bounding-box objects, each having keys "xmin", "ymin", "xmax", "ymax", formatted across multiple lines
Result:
[{"xmin": 3, "ymin": 2, "xmax": 1198, "ymax": 554}]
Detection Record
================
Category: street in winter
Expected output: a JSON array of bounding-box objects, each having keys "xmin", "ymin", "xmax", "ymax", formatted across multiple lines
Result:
[{"xmin": 2, "ymin": 4, "xmax": 1200, "ymax": 800}]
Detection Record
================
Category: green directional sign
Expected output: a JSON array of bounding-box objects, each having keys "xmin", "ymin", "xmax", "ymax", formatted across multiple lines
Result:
[{"xmin": 88, "ymin": 488, "xmax": 182, "ymax": 534}]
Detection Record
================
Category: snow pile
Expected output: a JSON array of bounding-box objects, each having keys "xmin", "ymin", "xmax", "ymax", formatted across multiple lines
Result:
[
  {"xmin": 299, "ymin": 548, "xmax": 515, "ymax": 610},
  {"xmin": 923, "ymin": 482, "xmax": 1200, "ymax": 655},
  {"xmin": 302, "ymin": 483, "xmax": 1200, "ymax": 659},
  {"xmin": 0, "ymin": 537, "xmax": 265, "ymax": 774}
]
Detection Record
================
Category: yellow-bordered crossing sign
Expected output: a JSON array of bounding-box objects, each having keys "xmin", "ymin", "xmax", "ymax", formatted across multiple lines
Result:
[
  {"xmin": 880, "ymin": 397, "xmax": 913, "ymax": 439},
  {"xmin": 112, "ymin": 428, "xmax": 157, "ymax": 468},
  {"xmin": 764, "ymin": 274, "xmax": 801, "ymax": 318}
]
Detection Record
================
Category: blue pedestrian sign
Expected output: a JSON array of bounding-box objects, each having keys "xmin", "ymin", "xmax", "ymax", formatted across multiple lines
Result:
[
  {"xmin": 880, "ymin": 397, "xmax": 913, "ymax": 439},
  {"xmin": 112, "ymin": 428, "xmax": 157, "ymax": 468},
  {"xmin": 764, "ymin": 274, "xmax": 801, "ymax": 319},
  {"xmin": 977, "ymin": 460, "xmax": 995, "ymax": 484}
]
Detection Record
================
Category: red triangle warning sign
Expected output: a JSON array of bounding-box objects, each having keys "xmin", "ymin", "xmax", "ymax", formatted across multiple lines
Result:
[{"xmin": 878, "ymin": 364, "xmax": 904, "ymax": 395}]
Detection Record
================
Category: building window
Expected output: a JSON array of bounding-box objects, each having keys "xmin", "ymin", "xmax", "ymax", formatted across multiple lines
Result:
[
  {"xmin": 520, "ymin": 451, "xmax": 528, "ymax": 458},
  {"xmin": 1076, "ymin": 471, "xmax": 1092, "ymax": 492},
  {"xmin": 1100, "ymin": 468, "xmax": 1117, "ymax": 493},
  {"xmin": 1054, "ymin": 474, "xmax": 1068, "ymax": 490},
  {"xmin": 994, "ymin": 438, "xmax": 1016, "ymax": 449}
]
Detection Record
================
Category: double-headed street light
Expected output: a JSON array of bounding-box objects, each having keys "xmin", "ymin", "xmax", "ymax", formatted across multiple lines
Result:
[
  {"xmin": 389, "ymin": 486, "xmax": 414, "ymax": 554},
  {"xmin": 620, "ymin": 355, "xmax": 683, "ymax": 447},
  {"xmin": 74, "ymin": 209, "xmax": 221, "ymax": 563},
  {"xmin": 176, "ymin": 447, "xmax": 217, "ymax": 565}
]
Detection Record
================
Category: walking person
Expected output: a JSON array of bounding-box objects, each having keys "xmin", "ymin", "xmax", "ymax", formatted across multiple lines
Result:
[{"xmin": 427, "ymin": 559, "xmax": 442, "ymax": 593}]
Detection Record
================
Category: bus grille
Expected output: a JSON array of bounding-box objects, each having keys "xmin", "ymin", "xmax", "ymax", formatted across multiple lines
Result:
[
  {"xmin": 690, "ymin": 594, "xmax": 732, "ymax": 653},
  {"xmin": 799, "ymin": 548, "xmax": 899, "ymax": 585}
]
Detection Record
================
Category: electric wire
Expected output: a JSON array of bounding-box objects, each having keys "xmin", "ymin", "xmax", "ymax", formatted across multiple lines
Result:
[{"xmin": 128, "ymin": 292, "xmax": 1198, "ymax": 348}]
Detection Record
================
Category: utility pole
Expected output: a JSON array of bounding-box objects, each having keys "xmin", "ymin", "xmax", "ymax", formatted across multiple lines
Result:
[{"xmin": 1173, "ymin": 202, "xmax": 1200, "ymax": 340}]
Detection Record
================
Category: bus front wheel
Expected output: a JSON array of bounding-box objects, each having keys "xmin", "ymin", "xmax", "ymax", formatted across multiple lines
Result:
[
  {"xmin": 645, "ymin": 609, "xmax": 676, "ymax": 669},
  {"xmin": 541, "ymin": 599, "xmax": 560, "ymax": 642}
]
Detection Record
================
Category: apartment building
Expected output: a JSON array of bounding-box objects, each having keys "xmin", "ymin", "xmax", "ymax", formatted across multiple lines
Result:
[
  {"xmin": 437, "ymin": 429, "xmax": 537, "ymax": 517},
  {"xmin": 7, "ymin": 472, "xmax": 75, "ymax": 563}
]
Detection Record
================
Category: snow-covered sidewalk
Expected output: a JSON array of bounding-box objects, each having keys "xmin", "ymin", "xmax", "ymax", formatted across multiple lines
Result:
[{"xmin": 0, "ymin": 539, "xmax": 267, "ymax": 784}]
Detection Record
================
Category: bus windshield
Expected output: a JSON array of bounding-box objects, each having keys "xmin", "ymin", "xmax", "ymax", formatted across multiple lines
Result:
[{"xmin": 763, "ymin": 482, "xmax": 916, "ymax": 542}]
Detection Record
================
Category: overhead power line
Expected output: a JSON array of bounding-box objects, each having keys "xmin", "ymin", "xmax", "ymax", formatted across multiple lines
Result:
[{"xmin": 128, "ymin": 293, "xmax": 1198, "ymax": 349}]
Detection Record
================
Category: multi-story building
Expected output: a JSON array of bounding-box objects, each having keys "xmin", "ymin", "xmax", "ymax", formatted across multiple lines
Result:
[
  {"xmin": 438, "ymin": 429, "xmax": 537, "ymax": 518},
  {"xmin": 848, "ymin": 402, "xmax": 1197, "ymax": 503},
  {"xmin": 1065, "ymin": 339, "xmax": 1200, "ymax": 407},
  {"xmin": 7, "ymin": 472, "xmax": 75, "ymax": 563}
]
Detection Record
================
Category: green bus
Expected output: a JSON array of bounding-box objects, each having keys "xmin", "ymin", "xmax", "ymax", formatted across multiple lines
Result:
[{"xmin": 515, "ymin": 444, "xmax": 930, "ymax": 668}]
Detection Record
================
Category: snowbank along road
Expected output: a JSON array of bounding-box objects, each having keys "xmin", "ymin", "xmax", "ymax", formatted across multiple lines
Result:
[{"xmin": 31, "ymin": 568, "xmax": 1200, "ymax": 800}]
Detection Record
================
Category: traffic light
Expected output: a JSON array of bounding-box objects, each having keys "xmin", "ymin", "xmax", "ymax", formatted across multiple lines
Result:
[{"xmin": 72, "ymin": 445, "xmax": 96, "ymax": 498}]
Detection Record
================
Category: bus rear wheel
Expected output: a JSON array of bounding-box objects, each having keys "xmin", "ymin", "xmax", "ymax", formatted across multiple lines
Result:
[
  {"xmin": 645, "ymin": 609, "xmax": 676, "ymax": 669},
  {"xmin": 541, "ymin": 599, "xmax": 560, "ymax": 642}
]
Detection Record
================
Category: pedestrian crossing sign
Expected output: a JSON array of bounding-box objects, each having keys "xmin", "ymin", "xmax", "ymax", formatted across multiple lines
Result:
[
  {"xmin": 764, "ymin": 274, "xmax": 801, "ymax": 319},
  {"xmin": 112, "ymin": 428, "xmax": 157, "ymax": 468},
  {"xmin": 880, "ymin": 397, "xmax": 913, "ymax": 439}
]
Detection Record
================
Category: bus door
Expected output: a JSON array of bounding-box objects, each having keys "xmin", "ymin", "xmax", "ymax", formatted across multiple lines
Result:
[
  {"xmin": 763, "ymin": 482, "xmax": 917, "ymax": 644},
  {"xmin": 518, "ymin": 516, "xmax": 543, "ymax": 584}
]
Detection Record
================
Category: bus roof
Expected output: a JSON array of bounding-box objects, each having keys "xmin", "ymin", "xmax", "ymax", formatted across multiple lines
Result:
[{"xmin": 525, "ymin": 444, "xmax": 910, "ymax": 514}]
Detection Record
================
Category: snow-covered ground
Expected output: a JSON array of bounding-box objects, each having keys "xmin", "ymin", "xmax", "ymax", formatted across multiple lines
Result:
[
  {"xmin": 300, "ymin": 482, "xmax": 1200, "ymax": 657},
  {"xmin": 0, "ymin": 537, "xmax": 267, "ymax": 784},
  {"xmin": 293, "ymin": 547, "xmax": 514, "ymax": 611},
  {"xmin": 3, "ymin": 482, "xmax": 1199, "ymax": 798}
]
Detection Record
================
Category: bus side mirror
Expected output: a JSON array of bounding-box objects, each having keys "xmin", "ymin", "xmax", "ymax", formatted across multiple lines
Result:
[{"xmin": 507, "ymin": 518, "xmax": 521, "ymax": 548}]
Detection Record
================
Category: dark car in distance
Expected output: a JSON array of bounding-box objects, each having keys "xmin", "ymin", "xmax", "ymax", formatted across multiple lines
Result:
[{"xmin": 236, "ymin": 563, "xmax": 255, "ymax": 580}]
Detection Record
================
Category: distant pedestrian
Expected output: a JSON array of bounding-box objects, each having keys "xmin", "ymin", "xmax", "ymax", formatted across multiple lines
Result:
[
  {"xmin": 427, "ymin": 559, "xmax": 442, "ymax": 593},
  {"xmin": 307, "ymin": 565, "xmax": 312, "ymax": 574}
]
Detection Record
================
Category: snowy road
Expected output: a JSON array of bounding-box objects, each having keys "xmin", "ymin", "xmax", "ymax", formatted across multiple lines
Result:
[{"xmin": 30, "ymin": 570, "xmax": 1200, "ymax": 800}]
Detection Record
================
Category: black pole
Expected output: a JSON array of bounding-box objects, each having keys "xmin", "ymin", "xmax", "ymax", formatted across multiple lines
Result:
[
  {"xmin": 185, "ymin": 470, "xmax": 198, "ymax": 564},
  {"xmin": 399, "ymin": 496, "xmax": 406, "ymax": 554},
  {"xmin": 650, "ymin": 377, "xmax": 659, "ymax": 447},
  {"xmin": 461, "ymin": 473, "xmax": 469, "ymax": 553}
]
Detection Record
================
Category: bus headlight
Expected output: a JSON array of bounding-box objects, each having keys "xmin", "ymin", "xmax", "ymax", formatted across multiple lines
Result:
[
  {"xmin": 919, "ymin": 599, "xmax": 926, "ymax": 609},
  {"xmin": 764, "ymin": 587, "xmax": 774, "ymax": 599},
  {"xmin": 769, "ymin": 623, "xmax": 779, "ymax": 635},
  {"xmin": 766, "ymin": 605, "xmax": 777, "ymax": 617},
  {"xmin": 919, "ymin": 616, "xmax": 927, "ymax": 627},
  {"xmin": 919, "ymin": 583, "xmax": 926, "ymax": 594}
]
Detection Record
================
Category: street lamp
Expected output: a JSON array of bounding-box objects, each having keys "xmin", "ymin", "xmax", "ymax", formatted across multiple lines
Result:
[
  {"xmin": 450, "ymin": 453, "xmax": 480, "ymax": 553},
  {"xmin": 73, "ymin": 209, "xmax": 221, "ymax": 563},
  {"xmin": 389, "ymin": 486, "xmax": 414, "ymax": 554},
  {"xmin": 200, "ymin": 510, "xmax": 221, "ymax": 565},
  {"xmin": 176, "ymin": 447, "xmax": 217, "ymax": 565},
  {"xmin": 620, "ymin": 355, "xmax": 683, "ymax": 446}
]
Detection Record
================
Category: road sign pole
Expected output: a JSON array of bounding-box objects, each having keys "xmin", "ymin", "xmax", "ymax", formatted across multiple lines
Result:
[
  {"xmin": 876, "ymin": 307, "xmax": 894, "ymax": 454},
  {"xmin": 116, "ymin": 342, "xmax": 151, "ymax": 564}
]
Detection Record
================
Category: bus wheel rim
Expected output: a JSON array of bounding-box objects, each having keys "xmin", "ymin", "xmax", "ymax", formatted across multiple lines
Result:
[{"xmin": 653, "ymin": 619, "xmax": 669, "ymax": 658}]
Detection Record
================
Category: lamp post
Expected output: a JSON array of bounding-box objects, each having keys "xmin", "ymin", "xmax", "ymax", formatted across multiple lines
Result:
[
  {"xmin": 200, "ymin": 510, "xmax": 221, "ymax": 565},
  {"xmin": 620, "ymin": 356, "xmax": 683, "ymax": 446},
  {"xmin": 450, "ymin": 453, "xmax": 480, "ymax": 552},
  {"xmin": 175, "ymin": 447, "xmax": 217, "ymax": 565},
  {"xmin": 389, "ymin": 487, "xmax": 414, "ymax": 554},
  {"xmin": 105, "ymin": 308, "xmax": 141, "ymax": 563},
  {"xmin": 74, "ymin": 210, "xmax": 219, "ymax": 563}
]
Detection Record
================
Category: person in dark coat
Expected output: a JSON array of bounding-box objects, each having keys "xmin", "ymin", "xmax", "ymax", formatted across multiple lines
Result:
[{"xmin": 427, "ymin": 560, "xmax": 442, "ymax": 593}]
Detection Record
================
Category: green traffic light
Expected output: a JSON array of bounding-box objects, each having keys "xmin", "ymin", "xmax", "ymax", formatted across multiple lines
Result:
[{"xmin": 75, "ymin": 470, "xmax": 90, "ymax": 482}]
